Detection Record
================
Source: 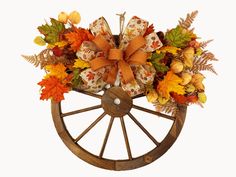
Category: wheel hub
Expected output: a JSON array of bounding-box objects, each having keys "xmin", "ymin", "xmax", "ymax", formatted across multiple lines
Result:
[{"xmin": 101, "ymin": 87, "xmax": 133, "ymax": 117}]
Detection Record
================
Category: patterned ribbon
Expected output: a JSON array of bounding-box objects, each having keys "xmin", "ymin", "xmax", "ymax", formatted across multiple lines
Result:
[{"xmin": 90, "ymin": 34, "xmax": 147, "ymax": 84}]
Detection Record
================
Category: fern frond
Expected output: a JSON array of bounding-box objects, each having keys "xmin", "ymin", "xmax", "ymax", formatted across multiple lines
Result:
[
  {"xmin": 22, "ymin": 54, "xmax": 40, "ymax": 68},
  {"xmin": 154, "ymin": 101, "xmax": 178, "ymax": 116},
  {"xmin": 22, "ymin": 49, "xmax": 74, "ymax": 69},
  {"xmin": 199, "ymin": 39, "xmax": 213, "ymax": 49},
  {"xmin": 201, "ymin": 51, "xmax": 218, "ymax": 61},
  {"xmin": 192, "ymin": 57, "xmax": 217, "ymax": 74},
  {"xmin": 178, "ymin": 10, "xmax": 198, "ymax": 29}
]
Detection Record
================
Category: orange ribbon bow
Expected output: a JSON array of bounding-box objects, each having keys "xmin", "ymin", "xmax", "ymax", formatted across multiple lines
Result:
[{"xmin": 89, "ymin": 34, "xmax": 148, "ymax": 84}]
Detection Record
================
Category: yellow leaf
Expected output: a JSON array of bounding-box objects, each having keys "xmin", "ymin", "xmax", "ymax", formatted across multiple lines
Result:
[
  {"xmin": 46, "ymin": 41, "xmax": 68, "ymax": 49},
  {"xmin": 157, "ymin": 71, "xmax": 185, "ymax": 99},
  {"xmin": 34, "ymin": 36, "xmax": 46, "ymax": 46},
  {"xmin": 73, "ymin": 58, "xmax": 90, "ymax": 69},
  {"xmin": 45, "ymin": 63, "xmax": 68, "ymax": 80},
  {"xmin": 146, "ymin": 89, "xmax": 158, "ymax": 103},
  {"xmin": 156, "ymin": 46, "xmax": 181, "ymax": 55}
]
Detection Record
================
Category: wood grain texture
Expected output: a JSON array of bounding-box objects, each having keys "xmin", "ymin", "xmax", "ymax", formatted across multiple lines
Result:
[{"xmin": 51, "ymin": 87, "xmax": 187, "ymax": 170}]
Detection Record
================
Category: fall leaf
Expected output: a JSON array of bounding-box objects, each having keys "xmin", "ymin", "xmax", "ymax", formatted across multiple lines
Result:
[
  {"xmin": 165, "ymin": 26, "xmax": 194, "ymax": 48},
  {"xmin": 150, "ymin": 52, "xmax": 169, "ymax": 73},
  {"xmin": 73, "ymin": 58, "xmax": 90, "ymax": 69},
  {"xmin": 144, "ymin": 24, "xmax": 154, "ymax": 37},
  {"xmin": 38, "ymin": 76, "xmax": 69, "ymax": 102},
  {"xmin": 171, "ymin": 92, "xmax": 198, "ymax": 104},
  {"xmin": 64, "ymin": 27, "xmax": 94, "ymax": 52},
  {"xmin": 45, "ymin": 63, "xmax": 68, "ymax": 80},
  {"xmin": 38, "ymin": 18, "xmax": 65, "ymax": 44},
  {"xmin": 157, "ymin": 71, "xmax": 185, "ymax": 99},
  {"xmin": 34, "ymin": 36, "xmax": 46, "ymax": 46},
  {"xmin": 156, "ymin": 46, "xmax": 181, "ymax": 55}
]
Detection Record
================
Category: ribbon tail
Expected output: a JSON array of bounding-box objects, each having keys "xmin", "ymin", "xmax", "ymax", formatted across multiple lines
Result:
[
  {"xmin": 105, "ymin": 65, "xmax": 118, "ymax": 84},
  {"xmin": 118, "ymin": 60, "xmax": 135, "ymax": 84}
]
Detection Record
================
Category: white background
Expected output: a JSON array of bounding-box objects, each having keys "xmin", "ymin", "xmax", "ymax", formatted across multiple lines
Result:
[{"xmin": 0, "ymin": 0, "xmax": 236, "ymax": 176}]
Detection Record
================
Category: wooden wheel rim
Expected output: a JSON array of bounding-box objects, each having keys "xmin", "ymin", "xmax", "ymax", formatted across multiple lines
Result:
[{"xmin": 51, "ymin": 87, "xmax": 187, "ymax": 171}]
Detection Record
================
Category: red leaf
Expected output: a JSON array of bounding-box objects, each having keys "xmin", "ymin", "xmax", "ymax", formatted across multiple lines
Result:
[{"xmin": 144, "ymin": 24, "xmax": 155, "ymax": 37}]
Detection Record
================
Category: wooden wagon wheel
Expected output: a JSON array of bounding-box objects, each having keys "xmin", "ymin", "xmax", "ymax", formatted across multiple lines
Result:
[{"xmin": 51, "ymin": 86, "xmax": 187, "ymax": 170}]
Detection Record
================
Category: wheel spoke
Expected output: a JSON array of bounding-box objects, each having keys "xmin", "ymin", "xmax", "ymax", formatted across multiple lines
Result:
[
  {"xmin": 132, "ymin": 93, "xmax": 145, "ymax": 99},
  {"xmin": 99, "ymin": 116, "xmax": 115, "ymax": 158},
  {"xmin": 120, "ymin": 117, "xmax": 132, "ymax": 160},
  {"xmin": 128, "ymin": 113, "xmax": 160, "ymax": 146},
  {"xmin": 132, "ymin": 104, "xmax": 175, "ymax": 121},
  {"xmin": 73, "ymin": 88, "xmax": 102, "ymax": 99},
  {"xmin": 61, "ymin": 105, "xmax": 102, "ymax": 117},
  {"xmin": 74, "ymin": 112, "xmax": 106, "ymax": 142}
]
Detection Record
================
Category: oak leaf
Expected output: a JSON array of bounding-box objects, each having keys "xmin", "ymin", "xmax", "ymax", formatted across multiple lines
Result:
[
  {"xmin": 38, "ymin": 76, "xmax": 69, "ymax": 102},
  {"xmin": 157, "ymin": 71, "xmax": 185, "ymax": 99}
]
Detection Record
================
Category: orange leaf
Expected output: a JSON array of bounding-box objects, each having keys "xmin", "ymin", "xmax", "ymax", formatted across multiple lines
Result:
[
  {"xmin": 64, "ymin": 27, "xmax": 94, "ymax": 52},
  {"xmin": 38, "ymin": 76, "xmax": 69, "ymax": 102},
  {"xmin": 157, "ymin": 71, "xmax": 185, "ymax": 99},
  {"xmin": 171, "ymin": 92, "xmax": 198, "ymax": 104}
]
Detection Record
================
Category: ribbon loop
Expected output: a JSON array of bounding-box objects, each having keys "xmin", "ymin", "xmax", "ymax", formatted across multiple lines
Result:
[
  {"xmin": 125, "ymin": 35, "xmax": 146, "ymax": 59},
  {"xmin": 92, "ymin": 34, "xmax": 111, "ymax": 53}
]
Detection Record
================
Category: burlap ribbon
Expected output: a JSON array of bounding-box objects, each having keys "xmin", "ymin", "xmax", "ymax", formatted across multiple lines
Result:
[{"xmin": 90, "ymin": 34, "xmax": 148, "ymax": 84}]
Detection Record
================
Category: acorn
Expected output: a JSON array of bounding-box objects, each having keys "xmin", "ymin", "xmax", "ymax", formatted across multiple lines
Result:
[
  {"xmin": 170, "ymin": 60, "xmax": 184, "ymax": 73},
  {"xmin": 183, "ymin": 47, "xmax": 195, "ymax": 68},
  {"xmin": 181, "ymin": 72, "xmax": 192, "ymax": 85},
  {"xmin": 191, "ymin": 73, "xmax": 205, "ymax": 91}
]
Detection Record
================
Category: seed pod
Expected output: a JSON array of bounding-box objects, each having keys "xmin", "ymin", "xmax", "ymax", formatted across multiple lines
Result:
[
  {"xmin": 170, "ymin": 60, "xmax": 184, "ymax": 73},
  {"xmin": 183, "ymin": 47, "xmax": 194, "ymax": 68},
  {"xmin": 191, "ymin": 73, "xmax": 205, "ymax": 91},
  {"xmin": 69, "ymin": 11, "xmax": 81, "ymax": 24},
  {"xmin": 58, "ymin": 12, "xmax": 69, "ymax": 23},
  {"xmin": 181, "ymin": 72, "xmax": 192, "ymax": 85},
  {"xmin": 198, "ymin": 92, "xmax": 207, "ymax": 103},
  {"xmin": 185, "ymin": 84, "xmax": 195, "ymax": 93},
  {"xmin": 146, "ymin": 89, "xmax": 158, "ymax": 103}
]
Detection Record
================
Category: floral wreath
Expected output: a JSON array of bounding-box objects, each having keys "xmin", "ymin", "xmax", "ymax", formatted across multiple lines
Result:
[{"xmin": 23, "ymin": 11, "xmax": 217, "ymax": 115}]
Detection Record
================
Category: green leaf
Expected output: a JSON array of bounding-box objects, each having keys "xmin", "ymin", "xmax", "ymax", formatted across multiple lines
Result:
[
  {"xmin": 72, "ymin": 69, "xmax": 83, "ymax": 88},
  {"xmin": 38, "ymin": 18, "xmax": 65, "ymax": 44},
  {"xmin": 150, "ymin": 52, "xmax": 169, "ymax": 73},
  {"xmin": 165, "ymin": 26, "xmax": 192, "ymax": 48}
]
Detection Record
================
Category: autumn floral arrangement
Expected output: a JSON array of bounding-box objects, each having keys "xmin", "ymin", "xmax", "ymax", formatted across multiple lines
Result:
[{"xmin": 23, "ymin": 11, "xmax": 217, "ymax": 115}]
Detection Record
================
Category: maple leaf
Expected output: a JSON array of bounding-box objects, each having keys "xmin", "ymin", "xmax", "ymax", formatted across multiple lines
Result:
[
  {"xmin": 38, "ymin": 18, "xmax": 65, "ymax": 44},
  {"xmin": 38, "ymin": 76, "xmax": 69, "ymax": 102},
  {"xmin": 144, "ymin": 24, "xmax": 154, "ymax": 37},
  {"xmin": 64, "ymin": 27, "xmax": 94, "ymax": 52},
  {"xmin": 45, "ymin": 63, "xmax": 68, "ymax": 80},
  {"xmin": 73, "ymin": 58, "xmax": 90, "ymax": 69},
  {"xmin": 150, "ymin": 52, "xmax": 169, "ymax": 73},
  {"xmin": 165, "ymin": 26, "xmax": 194, "ymax": 48},
  {"xmin": 157, "ymin": 71, "xmax": 185, "ymax": 99}
]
